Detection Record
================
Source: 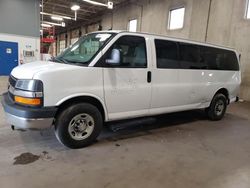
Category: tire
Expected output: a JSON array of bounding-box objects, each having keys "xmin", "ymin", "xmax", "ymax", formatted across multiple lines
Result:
[
  {"xmin": 206, "ymin": 93, "xmax": 227, "ymax": 121},
  {"xmin": 55, "ymin": 103, "xmax": 103, "ymax": 149}
]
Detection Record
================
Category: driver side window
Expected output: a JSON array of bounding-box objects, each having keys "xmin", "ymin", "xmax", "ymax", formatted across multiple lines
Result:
[{"xmin": 97, "ymin": 35, "xmax": 147, "ymax": 68}]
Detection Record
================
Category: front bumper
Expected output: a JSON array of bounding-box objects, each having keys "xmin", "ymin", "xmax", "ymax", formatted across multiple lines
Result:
[{"xmin": 1, "ymin": 93, "xmax": 57, "ymax": 130}]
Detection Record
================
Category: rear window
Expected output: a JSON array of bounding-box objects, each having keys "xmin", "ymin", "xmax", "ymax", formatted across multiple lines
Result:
[
  {"xmin": 155, "ymin": 39, "xmax": 239, "ymax": 71},
  {"xmin": 200, "ymin": 46, "xmax": 239, "ymax": 71}
]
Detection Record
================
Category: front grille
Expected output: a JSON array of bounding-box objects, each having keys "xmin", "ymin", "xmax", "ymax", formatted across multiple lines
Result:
[
  {"xmin": 8, "ymin": 75, "xmax": 17, "ymax": 101},
  {"xmin": 9, "ymin": 75, "xmax": 17, "ymax": 88}
]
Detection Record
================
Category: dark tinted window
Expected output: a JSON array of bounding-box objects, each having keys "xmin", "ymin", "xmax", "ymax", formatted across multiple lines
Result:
[
  {"xmin": 100, "ymin": 35, "xmax": 147, "ymax": 68},
  {"xmin": 200, "ymin": 46, "xmax": 239, "ymax": 71},
  {"xmin": 219, "ymin": 49, "xmax": 239, "ymax": 70},
  {"xmin": 199, "ymin": 46, "xmax": 218, "ymax": 69},
  {"xmin": 155, "ymin": 39, "xmax": 179, "ymax": 69},
  {"xmin": 179, "ymin": 43, "xmax": 239, "ymax": 71},
  {"xmin": 179, "ymin": 43, "xmax": 208, "ymax": 69}
]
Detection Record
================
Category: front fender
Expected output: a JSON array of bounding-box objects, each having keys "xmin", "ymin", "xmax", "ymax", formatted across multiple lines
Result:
[{"xmin": 56, "ymin": 93, "xmax": 108, "ymax": 121}]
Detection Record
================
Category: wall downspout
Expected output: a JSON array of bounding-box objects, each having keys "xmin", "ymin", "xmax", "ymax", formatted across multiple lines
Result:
[{"xmin": 205, "ymin": 0, "xmax": 212, "ymax": 42}]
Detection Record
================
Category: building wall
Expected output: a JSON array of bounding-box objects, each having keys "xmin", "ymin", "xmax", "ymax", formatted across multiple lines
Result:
[
  {"xmin": 0, "ymin": 0, "xmax": 40, "ymax": 37},
  {"xmin": 100, "ymin": 0, "xmax": 214, "ymax": 40},
  {"xmin": 0, "ymin": 0, "xmax": 40, "ymax": 67}
]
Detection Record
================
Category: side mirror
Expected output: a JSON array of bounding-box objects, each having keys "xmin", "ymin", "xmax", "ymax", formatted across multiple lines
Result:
[{"xmin": 106, "ymin": 49, "xmax": 121, "ymax": 65}]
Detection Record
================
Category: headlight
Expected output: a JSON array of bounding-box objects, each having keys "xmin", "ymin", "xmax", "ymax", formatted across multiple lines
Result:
[
  {"xmin": 15, "ymin": 79, "xmax": 43, "ymax": 92},
  {"xmin": 9, "ymin": 79, "xmax": 43, "ymax": 107}
]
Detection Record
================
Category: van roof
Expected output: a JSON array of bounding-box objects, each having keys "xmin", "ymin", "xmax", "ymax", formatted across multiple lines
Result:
[{"xmin": 90, "ymin": 30, "xmax": 237, "ymax": 52}]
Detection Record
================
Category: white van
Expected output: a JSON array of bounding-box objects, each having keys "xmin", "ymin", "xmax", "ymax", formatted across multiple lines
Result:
[{"xmin": 1, "ymin": 31, "xmax": 241, "ymax": 148}]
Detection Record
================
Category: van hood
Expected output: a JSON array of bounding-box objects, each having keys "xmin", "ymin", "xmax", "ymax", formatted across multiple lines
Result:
[{"xmin": 11, "ymin": 61, "xmax": 81, "ymax": 79}]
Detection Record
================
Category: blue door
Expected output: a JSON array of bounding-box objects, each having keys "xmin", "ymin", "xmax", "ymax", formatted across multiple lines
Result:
[{"xmin": 0, "ymin": 41, "xmax": 18, "ymax": 75}]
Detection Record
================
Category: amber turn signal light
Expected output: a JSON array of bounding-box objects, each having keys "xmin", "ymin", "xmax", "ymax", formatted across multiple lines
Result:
[{"xmin": 14, "ymin": 96, "xmax": 41, "ymax": 106}]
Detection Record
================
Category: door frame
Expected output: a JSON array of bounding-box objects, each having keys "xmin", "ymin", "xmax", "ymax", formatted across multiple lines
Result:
[{"xmin": 93, "ymin": 33, "xmax": 154, "ymax": 121}]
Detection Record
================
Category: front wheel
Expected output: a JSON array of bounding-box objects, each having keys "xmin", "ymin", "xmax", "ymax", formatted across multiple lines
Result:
[
  {"xmin": 206, "ymin": 93, "xmax": 227, "ymax": 121},
  {"xmin": 55, "ymin": 103, "xmax": 103, "ymax": 149}
]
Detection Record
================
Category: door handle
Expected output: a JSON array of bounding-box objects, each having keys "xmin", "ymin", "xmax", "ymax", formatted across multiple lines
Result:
[{"xmin": 147, "ymin": 71, "xmax": 151, "ymax": 83}]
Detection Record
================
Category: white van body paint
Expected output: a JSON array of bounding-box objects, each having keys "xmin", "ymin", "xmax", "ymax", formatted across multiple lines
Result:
[{"xmin": 10, "ymin": 31, "xmax": 241, "ymax": 122}]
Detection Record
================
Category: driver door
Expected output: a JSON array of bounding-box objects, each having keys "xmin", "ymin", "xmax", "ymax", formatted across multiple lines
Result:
[{"xmin": 99, "ymin": 35, "xmax": 152, "ymax": 121}]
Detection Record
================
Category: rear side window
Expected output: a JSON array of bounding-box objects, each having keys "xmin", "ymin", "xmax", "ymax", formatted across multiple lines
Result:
[
  {"xmin": 219, "ymin": 50, "xmax": 239, "ymax": 70},
  {"xmin": 179, "ymin": 43, "xmax": 207, "ymax": 69},
  {"xmin": 200, "ymin": 46, "xmax": 239, "ymax": 71},
  {"xmin": 199, "ymin": 46, "xmax": 218, "ymax": 69},
  {"xmin": 155, "ymin": 39, "xmax": 180, "ymax": 69},
  {"xmin": 178, "ymin": 42, "xmax": 239, "ymax": 71}
]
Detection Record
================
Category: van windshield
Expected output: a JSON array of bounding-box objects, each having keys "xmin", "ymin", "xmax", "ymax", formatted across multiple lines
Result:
[{"xmin": 55, "ymin": 33, "xmax": 114, "ymax": 65}]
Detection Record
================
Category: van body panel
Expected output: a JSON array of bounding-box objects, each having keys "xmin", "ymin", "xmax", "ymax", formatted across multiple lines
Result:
[
  {"xmin": 11, "ymin": 61, "xmax": 74, "ymax": 79},
  {"xmin": 55, "ymin": 92, "xmax": 108, "ymax": 121},
  {"xmin": 177, "ymin": 70, "xmax": 240, "ymax": 105},
  {"xmin": 33, "ymin": 66, "xmax": 105, "ymax": 107},
  {"xmin": 103, "ymin": 68, "xmax": 151, "ymax": 121},
  {"xmin": 100, "ymin": 33, "xmax": 153, "ymax": 121}
]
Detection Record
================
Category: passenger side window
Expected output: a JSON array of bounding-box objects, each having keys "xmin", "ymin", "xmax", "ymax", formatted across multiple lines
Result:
[
  {"xmin": 179, "ymin": 43, "xmax": 207, "ymax": 69},
  {"xmin": 104, "ymin": 35, "xmax": 147, "ymax": 68},
  {"xmin": 155, "ymin": 39, "xmax": 180, "ymax": 69},
  {"xmin": 200, "ymin": 46, "xmax": 218, "ymax": 70},
  {"xmin": 200, "ymin": 46, "xmax": 239, "ymax": 71}
]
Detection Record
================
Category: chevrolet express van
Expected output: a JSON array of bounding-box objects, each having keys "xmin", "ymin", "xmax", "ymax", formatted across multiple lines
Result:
[{"xmin": 1, "ymin": 31, "xmax": 241, "ymax": 148}]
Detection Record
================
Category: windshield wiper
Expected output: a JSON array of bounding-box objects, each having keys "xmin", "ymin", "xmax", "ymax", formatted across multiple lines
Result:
[
  {"xmin": 51, "ymin": 57, "xmax": 70, "ymax": 64},
  {"xmin": 51, "ymin": 57, "xmax": 87, "ymax": 66},
  {"xmin": 59, "ymin": 57, "xmax": 70, "ymax": 64},
  {"xmin": 72, "ymin": 62, "xmax": 87, "ymax": 66}
]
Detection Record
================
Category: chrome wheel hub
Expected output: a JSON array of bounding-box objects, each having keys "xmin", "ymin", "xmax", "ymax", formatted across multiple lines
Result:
[
  {"xmin": 68, "ymin": 113, "xmax": 94, "ymax": 140},
  {"xmin": 215, "ymin": 100, "xmax": 225, "ymax": 116}
]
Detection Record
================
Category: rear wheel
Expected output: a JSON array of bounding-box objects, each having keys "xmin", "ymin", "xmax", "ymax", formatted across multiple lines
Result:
[
  {"xmin": 206, "ymin": 93, "xmax": 227, "ymax": 121},
  {"xmin": 55, "ymin": 103, "xmax": 103, "ymax": 149}
]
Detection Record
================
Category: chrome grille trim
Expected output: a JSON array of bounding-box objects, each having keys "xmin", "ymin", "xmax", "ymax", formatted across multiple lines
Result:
[{"xmin": 9, "ymin": 75, "xmax": 17, "ymax": 88}]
